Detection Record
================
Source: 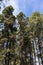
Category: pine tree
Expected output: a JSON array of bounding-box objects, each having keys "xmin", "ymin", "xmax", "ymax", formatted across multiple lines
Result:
[
  {"xmin": 17, "ymin": 12, "xmax": 33, "ymax": 65},
  {"xmin": 0, "ymin": 6, "xmax": 17, "ymax": 65}
]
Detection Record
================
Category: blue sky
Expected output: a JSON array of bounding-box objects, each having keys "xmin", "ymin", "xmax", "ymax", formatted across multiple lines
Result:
[
  {"xmin": 17, "ymin": 0, "xmax": 43, "ymax": 16},
  {"xmin": 1, "ymin": 0, "xmax": 43, "ymax": 16}
]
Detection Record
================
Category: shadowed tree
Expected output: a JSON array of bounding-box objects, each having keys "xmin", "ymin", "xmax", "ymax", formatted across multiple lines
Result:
[
  {"xmin": 29, "ymin": 12, "xmax": 43, "ymax": 65},
  {"xmin": 0, "ymin": 6, "xmax": 17, "ymax": 65},
  {"xmin": 17, "ymin": 12, "xmax": 34, "ymax": 65}
]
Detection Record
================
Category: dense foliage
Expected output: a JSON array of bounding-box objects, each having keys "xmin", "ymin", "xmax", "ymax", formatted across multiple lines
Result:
[{"xmin": 0, "ymin": 6, "xmax": 43, "ymax": 65}]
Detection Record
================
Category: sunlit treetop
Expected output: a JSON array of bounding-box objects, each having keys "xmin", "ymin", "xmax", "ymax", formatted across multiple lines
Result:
[
  {"xmin": 2, "ymin": 5, "xmax": 14, "ymax": 18},
  {"xmin": 2, "ymin": 5, "xmax": 14, "ymax": 14},
  {"xmin": 29, "ymin": 12, "xmax": 41, "ymax": 23}
]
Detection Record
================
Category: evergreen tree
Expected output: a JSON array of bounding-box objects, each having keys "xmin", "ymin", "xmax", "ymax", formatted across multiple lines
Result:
[
  {"xmin": 17, "ymin": 12, "xmax": 33, "ymax": 65},
  {"xmin": 0, "ymin": 6, "xmax": 17, "ymax": 65}
]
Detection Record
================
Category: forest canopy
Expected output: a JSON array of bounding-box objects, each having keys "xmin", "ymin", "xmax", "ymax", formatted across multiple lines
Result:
[{"xmin": 0, "ymin": 5, "xmax": 43, "ymax": 65}]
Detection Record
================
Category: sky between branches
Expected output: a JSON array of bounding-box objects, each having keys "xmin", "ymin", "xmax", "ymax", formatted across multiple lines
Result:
[{"xmin": 1, "ymin": 0, "xmax": 43, "ymax": 16}]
